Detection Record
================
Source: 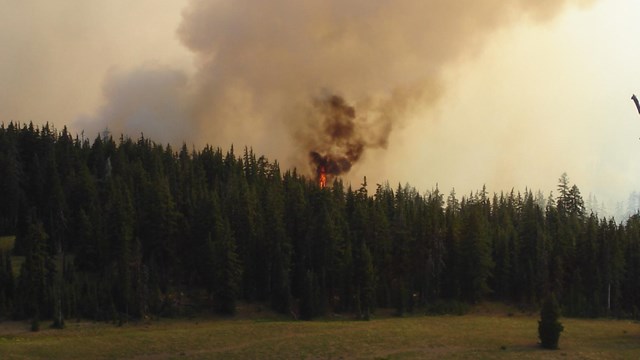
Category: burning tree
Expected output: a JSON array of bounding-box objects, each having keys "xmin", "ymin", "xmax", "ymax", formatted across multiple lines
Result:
[
  {"xmin": 318, "ymin": 166, "xmax": 327, "ymax": 188},
  {"xmin": 309, "ymin": 151, "xmax": 352, "ymax": 188},
  {"xmin": 308, "ymin": 95, "xmax": 366, "ymax": 187}
]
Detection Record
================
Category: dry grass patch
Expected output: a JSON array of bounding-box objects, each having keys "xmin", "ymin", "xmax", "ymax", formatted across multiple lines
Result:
[{"xmin": 0, "ymin": 307, "xmax": 639, "ymax": 359}]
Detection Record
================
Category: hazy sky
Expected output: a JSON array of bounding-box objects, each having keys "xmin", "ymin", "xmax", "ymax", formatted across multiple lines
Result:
[{"xmin": 1, "ymin": 0, "xmax": 639, "ymax": 213}]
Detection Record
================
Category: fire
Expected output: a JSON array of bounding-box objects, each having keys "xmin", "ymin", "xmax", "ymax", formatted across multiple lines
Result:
[{"xmin": 319, "ymin": 166, "xmax": 327, "ymax": 188}]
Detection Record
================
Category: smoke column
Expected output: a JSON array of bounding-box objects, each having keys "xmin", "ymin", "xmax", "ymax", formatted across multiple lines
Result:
[{"xmin": 80, "ymin": 0, "xmax": 594, "ymax": 178}]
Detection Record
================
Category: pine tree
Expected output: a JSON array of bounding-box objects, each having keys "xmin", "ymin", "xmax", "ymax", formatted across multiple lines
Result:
[
  {"xmin": 0, "ymin": 251, "xmax": 14, "ymax": 316},
  {"xmin": 460, "ymin": 200, "xmax": 493, "ymax": 302},
  {"xmin": 299, "ymin": 270, "xmax": 315, "ymax": 320},
  {"xmin": 263, "ymin": 172, "xmax": 292, "ymax": 314},
  {"xmin": 443, "ymin": 189, "xmax": 462, "ymax": 300},
  {"xmin": 391, "ymin": 186, "xmax": 414, "ymax": 316},
  {"xmin": 355, "ymin": 243, "xmax": 375, "ymax": 320},
  {"xmin": 212, "ymin": 215, "xmax": 242, "ymax": 315},
  {"xmin": 556, "ymin": 173, "xmax": 570, "ymax": 214},
  {"xmin": 0, "ymin": 125, "xmax": 24, "ymax": 235},
  {"xmin": 538, "ymin": 293, "xmax": 564, "ymax": 349},
  {"xmin": 15, "ymin": 218, "xmax": 54, "ymax": 318}
]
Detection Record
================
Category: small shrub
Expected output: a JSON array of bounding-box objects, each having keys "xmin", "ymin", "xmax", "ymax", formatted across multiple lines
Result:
[
  {"xmin": 30, "ymin": 318, "xmax": 40, "ymax": 332},
  {"xmin": 51, "ymin": 317, "xmax": 65, "ymax": 329},
  {"xmin": 538, "ymin": 293, "xmax": 564, "ymax": 349}
]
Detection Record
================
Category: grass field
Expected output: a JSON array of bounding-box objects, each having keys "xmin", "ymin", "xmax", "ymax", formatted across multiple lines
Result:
[{"xmin": 0, "ymin": 304, "xmax": 638, "ymax": 359}]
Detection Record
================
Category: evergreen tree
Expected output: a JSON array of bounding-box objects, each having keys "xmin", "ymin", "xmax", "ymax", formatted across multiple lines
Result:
[
  {"xmin": 212, "ymin": 214, "xmax": 242, "ymax": 315},
  {"xmin": 556, "ymin": 173, "xmax": 571, "ymax": 214},
  {"xmin": 371, "ymin": 185, "xmax": 393, "ymax": 308},
  {"xmin": 15, "ymin": 218, "xmax": 54, "ymax": 318},
  {"xmin": 354, "ymin": 243, "xmax": 375, "ymax": 320},
  {"xmin": 460, "ymin": 199, "xmax": 493, "ymax": 302},
  {"xmin": 104, "ymin": 177, "xmax": 135, "ymax": 319},
  {"xmin": 443, "ymin": 189, "xmax": 462, "ymax": 300},
  {"xmin": 0, "ymin": 251, "xmax": 14, "ymax": 317},
  {"xmin": 299, "ymin": 270, "xmax": 317, "ymax": 320},
  {"xmin": 538, "ymin": 293, "xmax": 564, "ymax": 349},
  {"xmin": 0, "ymin": 124, "xmax": 24, "ymax": 234},
  {"xmin": 262, "ymin": 168, "xmax": 292, "ymax": 314}
]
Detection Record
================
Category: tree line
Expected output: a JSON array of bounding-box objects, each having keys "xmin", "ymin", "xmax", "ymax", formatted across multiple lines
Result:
[{"xmin": 0, "ymin": 122, "xmax": 639, "ymax": 322}]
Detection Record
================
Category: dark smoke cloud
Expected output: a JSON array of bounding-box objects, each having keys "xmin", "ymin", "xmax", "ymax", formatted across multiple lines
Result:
[
  {"xmin": 308, "ymin": 95, "xmax": 364, "ymax": 178},
  {"xmin": 80, "ymin": 0, "xmax": 594, "ymax": 179}
]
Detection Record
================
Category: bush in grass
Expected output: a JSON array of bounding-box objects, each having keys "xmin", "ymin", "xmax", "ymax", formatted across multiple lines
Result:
[
  {"xmin": 30, "ymin": 317, "xmax": 40, "ymax": 332},
  {"xmin": 51, "ymin": 316, "xmax": 65, "ymax": 329},
  {"xmin": 538, "ymin": 293, "xmax": 564, "ymax": 349}
]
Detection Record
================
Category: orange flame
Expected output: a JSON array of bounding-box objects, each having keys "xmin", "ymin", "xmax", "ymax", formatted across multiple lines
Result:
[{"xmin": 319, "ymin": 166, "xmax": 327, "ymax": 188}]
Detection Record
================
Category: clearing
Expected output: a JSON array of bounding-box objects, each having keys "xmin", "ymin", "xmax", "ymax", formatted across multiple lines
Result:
[{"xmin": 0, "ymin": 304, "xmax": 639, "ymax": 359}]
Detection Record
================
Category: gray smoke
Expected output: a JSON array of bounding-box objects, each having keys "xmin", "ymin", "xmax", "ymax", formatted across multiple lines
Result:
[
  {"xmin": 77, "ymin": 65, "xmax": 190, "ymax": 142},
  {"xmin": 81, "ymin": 0, "xmax": 594, "ymax": 176}
]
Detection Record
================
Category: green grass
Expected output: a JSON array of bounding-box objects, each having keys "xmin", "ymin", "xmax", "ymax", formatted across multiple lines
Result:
[{"xmin": 0, "ymin": 308, "xmax": 639, "ymax": 359}]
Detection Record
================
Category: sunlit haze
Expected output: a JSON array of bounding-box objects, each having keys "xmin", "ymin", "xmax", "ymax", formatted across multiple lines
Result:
[
  {"xmin": 354, "ymin": 0, "xmax": 640, "ymax": 217},
  {"xmin": 1, "ymin": 0, "xmax": 639, "ymax": 217}
]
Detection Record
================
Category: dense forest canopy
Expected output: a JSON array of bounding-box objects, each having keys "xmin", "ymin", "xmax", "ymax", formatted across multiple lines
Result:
[{"xmin": 0, "ymin": 121, "xmax": 639, "ymax": 322}]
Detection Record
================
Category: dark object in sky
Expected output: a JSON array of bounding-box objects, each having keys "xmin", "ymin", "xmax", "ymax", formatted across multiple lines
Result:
[
  {"xmin": 632, "ymin": 94, "xmax": 640, "ymax": 115},
  {"xmin": 308, "ymin": 95, "xmax": 366, "ymax": 181}
]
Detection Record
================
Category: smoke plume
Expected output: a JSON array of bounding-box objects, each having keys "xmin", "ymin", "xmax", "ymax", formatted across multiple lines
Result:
[
  {"xmin": 308, "ymin": 95, "xmax": 362, "ymax": 177},
  {"xmin": 76, "ymin": 65, "xmax": 191, "ymax": 142},
  {"xmin": 81, "ymin": 0, "xmax": 594, "ymax": 178}
]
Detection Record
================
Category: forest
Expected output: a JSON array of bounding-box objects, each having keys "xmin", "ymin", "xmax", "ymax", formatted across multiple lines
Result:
[{"xmin": 0, "ymin": 121, "xmax": 639, "ymax": 324}]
